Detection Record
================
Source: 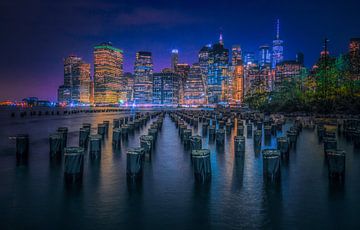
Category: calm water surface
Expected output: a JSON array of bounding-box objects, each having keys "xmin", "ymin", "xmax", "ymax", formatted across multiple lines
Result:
[{"xmin": 0, "ymin": 111, "xmax": 359, "ymax": 229}]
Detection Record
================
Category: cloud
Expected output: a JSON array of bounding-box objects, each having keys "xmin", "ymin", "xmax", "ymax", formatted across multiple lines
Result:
[{"xmin": 116, "ymin": 7, "xmax": 202, "ymax": 27}]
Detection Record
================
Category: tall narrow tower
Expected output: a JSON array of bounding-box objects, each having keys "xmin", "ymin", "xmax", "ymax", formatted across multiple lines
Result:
[{"xmin": 272, "ymin": 19, "xmax": 284, "ymax": 69}]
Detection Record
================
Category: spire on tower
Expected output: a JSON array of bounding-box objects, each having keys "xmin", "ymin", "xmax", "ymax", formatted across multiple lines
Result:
[
  {"xmin": 276, "ymin": 19, "xmax": 280, "ymax": 40},
  {"xmin": 219, "ymin": 31, "xmax": 223, "ymax": 45}
]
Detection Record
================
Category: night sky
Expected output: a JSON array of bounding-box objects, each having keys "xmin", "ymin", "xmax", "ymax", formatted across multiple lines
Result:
[{"xmin": 1, "ymin": 0, "xmax": 360, "ymax": 101}]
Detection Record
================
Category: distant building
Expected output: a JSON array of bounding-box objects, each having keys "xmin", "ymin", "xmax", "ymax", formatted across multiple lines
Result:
[
  {"xmin": 152, "ymin": 72, "xmax": 180, "ymax": 105},
  {"xmin": 184, "ymin": 63, "xmax": 206, "ymax": 105},
  {"xmin": 232, "ymin": 64, "xmax": 244, "ymax": 104},
  {"xmin": 272, "ymin": 19, "xmax": 284, "ymax": 69},
  {"xmin": 259, "ymin": 45, "xmax": 271, "ymax": 68},
  {"xmin": 119, "ymin": 72, "xmax": 134, "ymax": 103},
  {"xmin": 171, "ymin": 49, "xmax": 179, "ymax": 71},
  {"xmin": 134, "ymin": 51, "xmax": 153, "ymax": 105},
  {"xmin": 231, "ymin": 45, "xmax": 242, "ymax": 66},
  {"xmin": 349, "ymin": 38, "xmax": 360, "ymax": 79},
  {"xmin": 207, "ymin": 34, "xmax": 229, "ymax": 103},
  {"xmin": 275, "ymin": 61, "xmax": 302, "ymax": 87},
  {"xmin": 296, "ymin": 52, "xmax": 305, "ymax": 66},
  {"xmin": 175, "ymin": 63, "xmax": 190, "ymax": 104},
  {"xmin": 93, "ymin": 42, "xmax": 123, "ymax": 105},
  {"xmin": 244, "ymin": 52, "xmax": 256, "ymax": 65},
  {"xmin": 58, "ymin": 55, "xmax": 91, "ymax": 105},
  {"xmin": 198, "ymin": 44, "xmax": 212, "ymax": 100}
]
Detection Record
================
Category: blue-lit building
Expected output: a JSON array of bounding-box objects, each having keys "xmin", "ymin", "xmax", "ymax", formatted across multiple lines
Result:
[
  {"xmin": 207, "ymin": 34, "xmax": 229, "ymax": 104},
  {"xmin": 272, "ymin": 19, "xmax": 284, "ymax": 69},
  {"xmin": 244, "ymin": 52, "xmax": 256, "ymax": 65},
  {"xmin": 259, "ymin": 45, "xmax": 271, "ymax": 68},
  {"xmin": 133, "ymin": 51, "xmax": 153, "ymax": 105},
  {"xmin": 152, "ymin": 72, "xmax": 180, "ymax": 105}
]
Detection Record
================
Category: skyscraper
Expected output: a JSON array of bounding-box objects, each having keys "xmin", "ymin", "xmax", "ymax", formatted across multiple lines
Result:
[
  {"xmin": 58, "ymin": 55, "xmax": 91, "ymax": 105},
  {"xmin": 275, "ymin": 61, "xmax": 302, "ymax": 87},
  {"xmin": 93, "ymin": 42, "xmax": 123, "ymax": 105},
  {"xmin": 231, "ymin": 45, "xmax": 242, "ymax": 66},
  {"xmin": 272, "ymin": 19, "xmax": 284, "ymax": 69},
  {"xmin": 349, "ymin": 38, "xmax": 360, "ymax": 79},
  {"xmin": 134, "ymin": 51, "xmax": 153, "ymax": 105},
  {"xmin": 259, "ymin": 45, "xmax": 271, "ymax": 68},
  {"xmin": 152, "ymin": 72, "xmax": 180, "ymax": 105},
  {"xmin": 171, "ymin": 49, "xmax": 179, "ymax": 71},
  {"xmin": 175, "ymin": 63, "xmax": 190, "ymax": 104},
  {"xmin": 183, "ymin": 63, "xmax": 206, "ymax": 105},
  {"xmin": 296, "ymin": 52, "xmax": 305, "ymax": 66},
  {"xmin": 208, "ymin": 34, "xmax": 229, "ymax": 103},
  {"xmin": 244, "ymin": 52, "xmax": 256, "ymax": 65},
  {"xmin": 232, "ymin": 63, "xmax": 244, "ymax": 104},
  {"xmin": 198, "ymin": 44, "xmax": 211, "ymax": 101}
]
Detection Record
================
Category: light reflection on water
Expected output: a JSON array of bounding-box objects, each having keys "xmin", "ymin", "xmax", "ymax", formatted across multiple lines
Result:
[{"xmin": 0, "ymin": 111, "xmax": 359, "ymax": 229}]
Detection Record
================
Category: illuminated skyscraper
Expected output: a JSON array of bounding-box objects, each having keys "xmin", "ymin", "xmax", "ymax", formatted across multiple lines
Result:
[
  {"xmin": 184, "ymin": 63, "xmax": 206, "ymax": 105},
  {"xmin": 259, "ymin": 45, "xmax": 271, "ymax": 67},
  {"xmin": 275, "ymin": 61, "xmax": 302, "ymax": 87},
  {"xmin": 58, "ymin": 55, "xmax": 91, "ymax": 105},
  {"xmin": 208, "ymin": 34, "xmax": 229, "ymax": 103},
  {"xmin": 134, "ymin": 51, "xmax": 153, "ymax": 105},
  {"xmin": 93, "ymin": 42, "xmax": 123, "ymax": 105},
  {"xmin": 171, "ymin": 49, "xmax": 179, "ymax": 71},
  {"xmin": 244, "ymin": 52, "xmax": 256, "ymax": 65},
  {"xmin": 152, "ymin": 72, "xmax": 180, "ymax": 105},
  {"xmin": 175, "ymin": 63, "xmax": 190, "ymax": 104},
  {"xmin": 198, "ymin": 44, "xmax": 211, "ymax": 100},
  {"xmin": 272, "ymin": 19, "xmax": 284, "ymax": 69},
  {"xmin": 232, "ymin": 45, "xmax": 242, "ymax": 66},
  {"xmin": 232, "ymin": 63, "xmax": 244, "ymax": 104},
  {"xmin": 349, "ymin": 38, "xmax": 360, "ymax": 79}
]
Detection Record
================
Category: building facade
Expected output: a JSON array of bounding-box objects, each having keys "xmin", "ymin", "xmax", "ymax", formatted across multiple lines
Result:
[
  {"xmin": 58, "ymin": 55, "xmax": 91, "ymax": 105},
  {"xmin": 134, "ymin": 51, "xmax": 153, "ymax": 105},
  {"xmin": 272, "ymin": 19, "xmax": 284, "ymax": 69},
  {"xmin": 152, "ymin": 72, "xmax": 180, "ymax": 105},
  {"xmin": 183, "ymin": 63, "xmax": 206, "ymax": 105},
  {"xmin": 93, "ymin": 42, "xmax": 123, "ymax": 105}
]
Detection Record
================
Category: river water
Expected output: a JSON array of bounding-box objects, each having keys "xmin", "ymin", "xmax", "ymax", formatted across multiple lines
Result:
[{"xmin": 0, "ymin": 110, "xmax": 359, "ymax": 229}]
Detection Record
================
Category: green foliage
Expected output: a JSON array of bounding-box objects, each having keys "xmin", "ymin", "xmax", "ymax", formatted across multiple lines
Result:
[{"xmin": 244, "ymin": 55, "xmax": 360, "ymax": 114}]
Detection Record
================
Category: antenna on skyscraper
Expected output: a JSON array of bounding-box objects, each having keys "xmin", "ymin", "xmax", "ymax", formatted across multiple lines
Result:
[
  {"xmin": 276, "ymin": 19, "xmax": 280, "ymax": 40},
  {"xmin": 219, "ymin": 27, "xmax": 224, "ymax": 45}
]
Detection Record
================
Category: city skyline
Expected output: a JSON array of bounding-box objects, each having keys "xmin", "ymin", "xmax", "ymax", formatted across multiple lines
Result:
[{"xmin": 1, "ymin": 0, "xmax": 360, "ymax": 101}]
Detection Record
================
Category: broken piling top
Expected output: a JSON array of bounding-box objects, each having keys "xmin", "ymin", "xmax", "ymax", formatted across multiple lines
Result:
[{"xmin": 262, "ymin": 149, "xmax": 281, "ymax": 158}]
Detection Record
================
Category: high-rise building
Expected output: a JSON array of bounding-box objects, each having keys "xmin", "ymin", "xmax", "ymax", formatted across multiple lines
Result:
[
  {"xmin": 119, "ymin": 72, "xmax": 134, "ymax": 104},
  {"xmin": 275, "ymin": 61, "xmax": 302, "ymax": 87},
  {"xmin": 58, "ymin": 55, "xmax": 91, "ymax": 105},
  {"xmin": 183, "ymin": 63, "xmax": 206, "ymax": 105},
  {"xmin": 349, "ymin": 38, "xmax": 360, "ymax": 79},
  {"xmin": 232, "ymin": 64, "xmax": 244, "ymax": 104},
  {"xmin": 134, "ymin": 51, "xmax": 153, "ymax": 105},
  {"xmin": 296, "ymin": 52, "xmax": 305, "ymax": 66},
  {"xmin": 272, "ymin": 19, "xmax": 284, "ymax": 69},
  {"xmin": 175, "ymin": 63, "xmax": 190, "ymax": 104},
  {"xmin": 259, "ymin": 45, "xmax": 271, "ymax": 68},
  {"xmin": 232, "ymin": 45, "xmax": 242, "ymax": 66},
  {"xmin": 244, "ymin": 52, "xmax": 256, "ymax": 65},
  {"xmin": 93, "ymin": 42, "xmax": 123, "ymax": 105},
  {"xmin": 171, "ymin": 49, "xmax": 179, "ymax": 71},
  {"xmin": 198, "ymin": 44, "xmax": 212, "ymax": 100},
  {"xmin": 152, "ymin": 72, "xmax": 180, "ymax": 105},
  {"xmin": 208, "ymin": 34, "xmax": 229, "ymax": 103}
]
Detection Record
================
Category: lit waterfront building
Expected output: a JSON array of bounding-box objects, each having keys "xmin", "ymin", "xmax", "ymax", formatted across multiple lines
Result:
[
  {"xmin": 232, "ymin": 45, "xmax": 242, "ymax": 66},
  {"xmin": 183, "ymin": 63, "xmax": 206, "ymax": 105},
  {"xmin": 175, "ymin": 63, "xmax": 190, "ymax": 104},
  {"xmin": 244, "ymin": 63, "xmax": 270, "ymax": 96},
  {"xmin": 171, "ymin": 49, "xmax": 179, "ymax": 71},
  {"xmin": 244, "ymin": 52, "xmax": 256, "ymax": 65},
  {"xmin": 93, "ymin": 42, "xmax": 123, "ymax": 105},
  {"xmin": 152, "ymin": 72, "xmax": 180, "ymax": 105},
  {"xmin": 259, "ymin": 45, "xmax": 271, "ymax": 68},
  {"xmin": 208, "ymin": 34, "xmax": 229, "ymax": 104},
  {"xmin": 232, "ymin": 63, "xmax": 244, "ymax": 104},
  {"xmin": 349, "ymin": 38, "xmax": 360, "ymax": 79},
  {"xmin": 198, "ymin": 44, "xmax": 212, "ymax": 101},
  {"xmin": 275, "ymin": 61, "xmax": 302, "ymax": 87},
  {"xmin": 118, "ymin": 72, "xmax": 134, "ymax": 104},
  {"xmin": 134, "ymin": 51, "xmax": 153, "ymax": 105},
  {"xmin": 272, "ymin": 19, "xmax": 284, "ymax": 69},
  {"xmin": 58, "ymin": 55, "xmax": 91, "ymax": 105}
]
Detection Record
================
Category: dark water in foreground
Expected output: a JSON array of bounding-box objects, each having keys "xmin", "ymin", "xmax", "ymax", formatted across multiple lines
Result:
[{"xmin": 0, "ymin": 111, "xmax": 360, "ymax": 229}]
